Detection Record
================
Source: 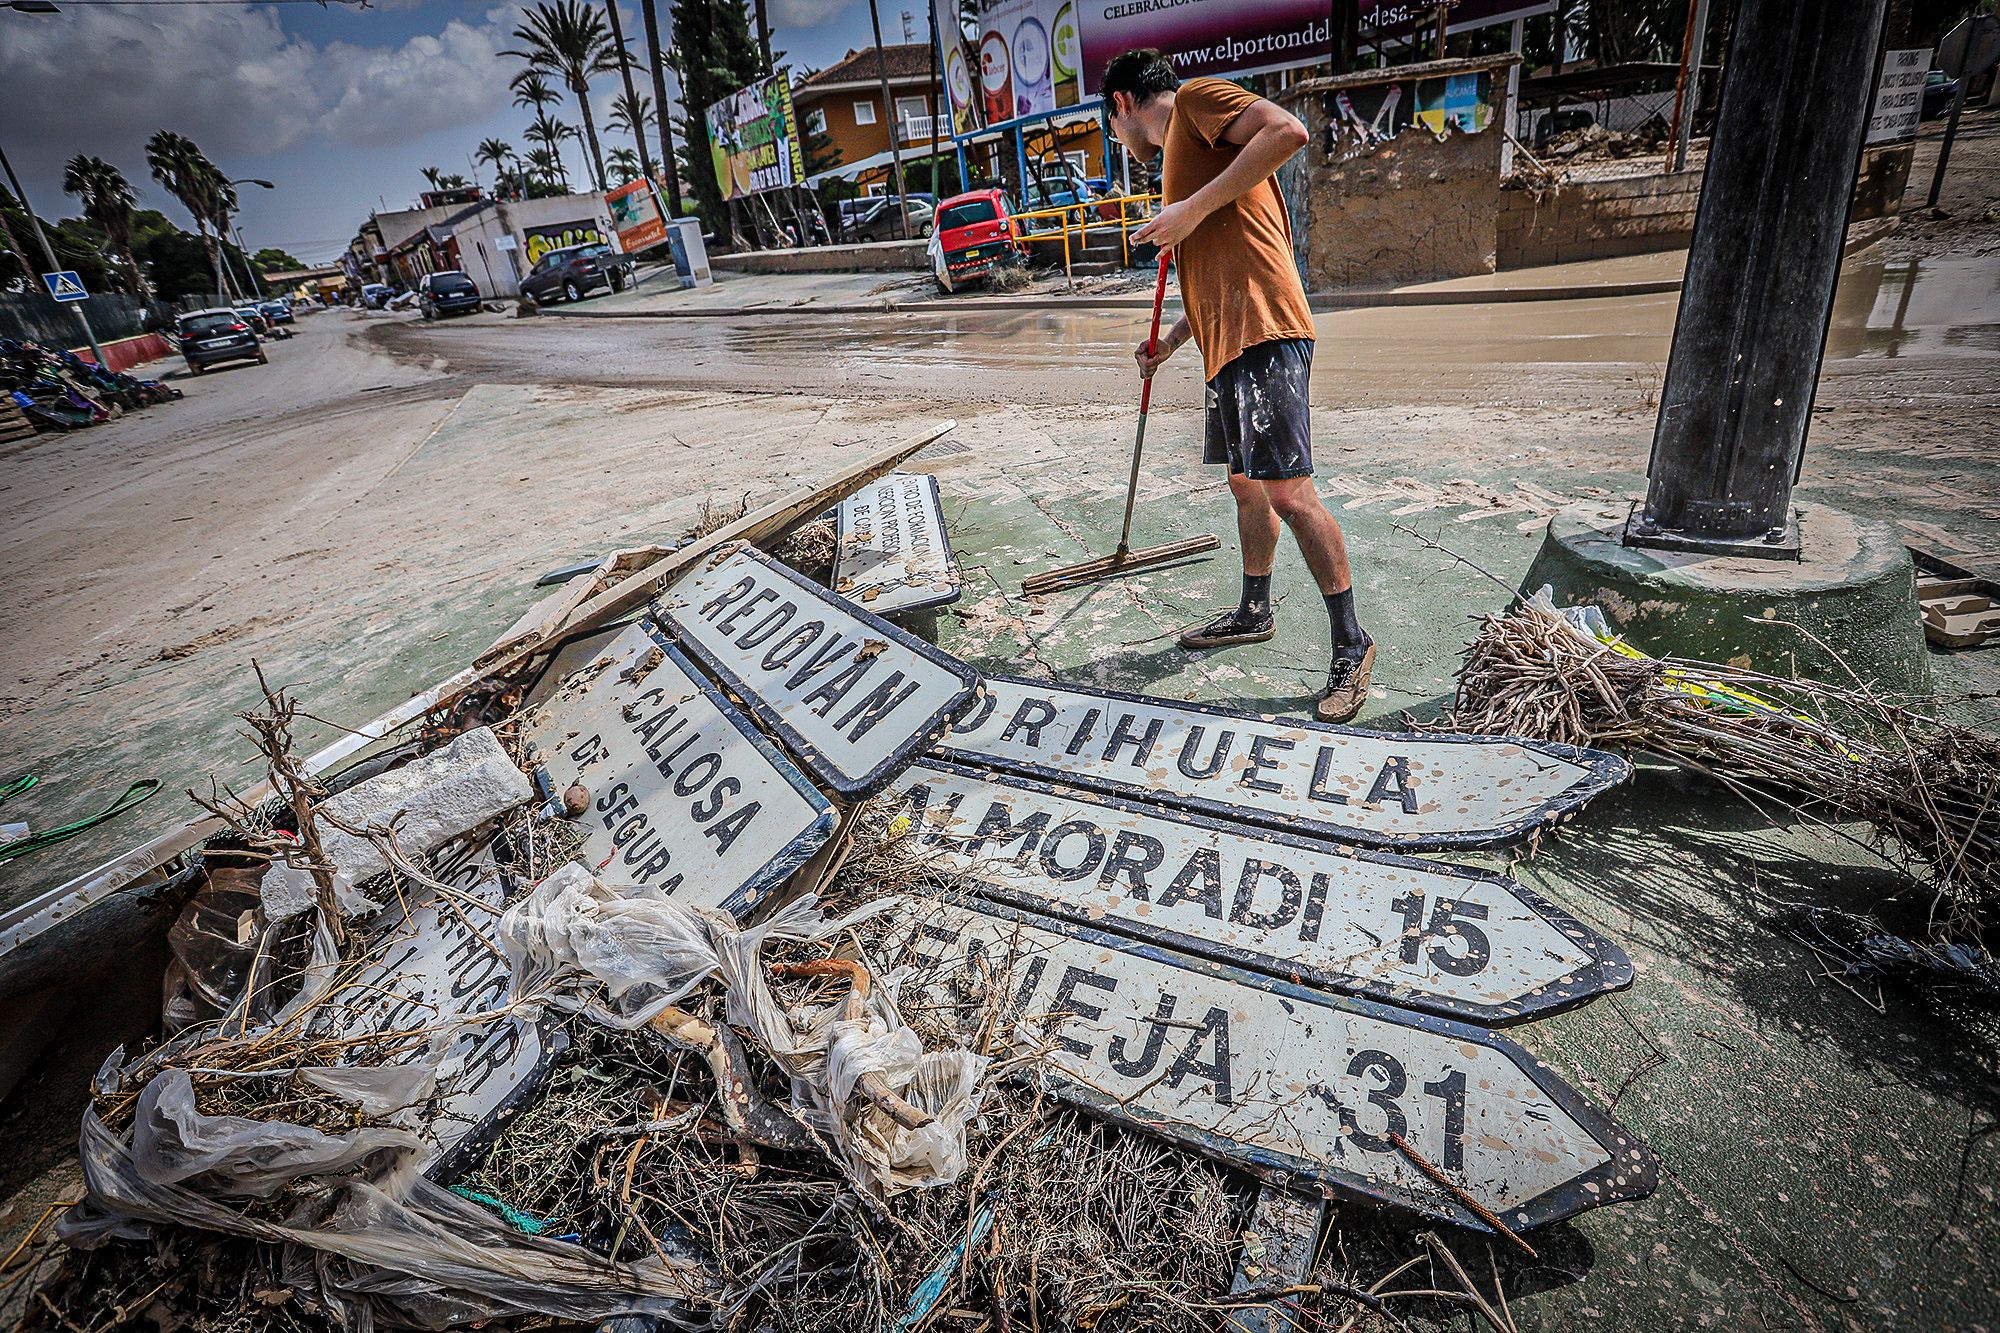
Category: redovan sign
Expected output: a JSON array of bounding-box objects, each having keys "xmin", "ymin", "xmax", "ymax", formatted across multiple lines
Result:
[
  {"xmin": 833, "ymin": 471, "xmax": 963, "ymax": 617},
  {"xmin": 661, "ymin": 542, "xmax": 982, "ymax": 798},
  {"xmin": 940, "ymin": 675, "xmax": 1628, "ymax": 849},
  {"xmin": 526, "ymin": 622, "xmax": 835, "ymax": 916},
  {"xmin": 893, "ymin": 759, "xmax": 1631, "ymax": 1024},
  {"xmin": 882, "ymin": 896, "xmax": 1657, "ymax": 1231}
]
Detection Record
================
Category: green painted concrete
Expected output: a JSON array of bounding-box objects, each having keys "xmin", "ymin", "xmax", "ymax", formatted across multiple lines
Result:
[{"xmin": 1525, "ymin": 501, "xmax": 1933, "ymax": 696}]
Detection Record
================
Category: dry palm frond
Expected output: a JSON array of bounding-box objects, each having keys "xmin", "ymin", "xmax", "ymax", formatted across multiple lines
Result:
[
  {"xmin": 1451, "ymin": 596, "xmax": 2000, "ymax": 938},
  {"xmin": 774, "ymin": 516, "xmax": 838, "ymax": 586}
]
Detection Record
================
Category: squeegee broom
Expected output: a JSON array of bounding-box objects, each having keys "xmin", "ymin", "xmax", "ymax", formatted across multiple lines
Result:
[{"xmin": 1022, "ymin": 250, "xmax": 1220, "ymax": 596}]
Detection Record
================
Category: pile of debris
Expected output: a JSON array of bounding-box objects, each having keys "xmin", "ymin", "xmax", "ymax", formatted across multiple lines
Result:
[
  {"xmin": 1538, "ymin": 118, "xmax": 1670, "ymax": 163},
  {"xmin": 0, "ymin": 335, "xmax": 181, "ymax": 433},
  {"xmin": 13, "ymin": 434, "xmax": 1662, "ymax": 1331}
]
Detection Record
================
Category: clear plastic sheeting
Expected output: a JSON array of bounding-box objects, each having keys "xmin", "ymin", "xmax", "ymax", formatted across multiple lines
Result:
[
  {"xmin": 498, "ymin": 866, "xmax": 989, "ymax": 1196},
  {"xmin": 63, "ymin": 1060, "xmax": 712, "ymax": 1330},
  {"xmin": 161, "ymin": 863, "xmax": 271, "ymax": 1033}
]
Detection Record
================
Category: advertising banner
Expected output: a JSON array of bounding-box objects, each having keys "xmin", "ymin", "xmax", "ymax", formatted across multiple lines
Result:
[
  {"xmin": 605, "ymin": 178, "xmax": 668, "ymax": 252},
  {"xmin": 1075, "ymin": 0, "xmax": 1551, "ymax": 96},
  {"xmin": 706, "ymin": 72, "xmax": 807, "ymax": 201},
  {"xmin": 979, "ymin": 0, "xmax": 1086, "ymax": 122},
  {"xmin": 521, "ymin": 219, "xmax": 605, "ymax": 266},
  {"xmin": 933, "ymin": 0, "xmax": 984, "ymax": 134}
]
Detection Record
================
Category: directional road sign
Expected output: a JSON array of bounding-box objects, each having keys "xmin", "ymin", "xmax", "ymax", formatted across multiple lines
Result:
[
  {"xmin": 832, "ymin": 470, "xmax": 963, "ymax": 617},
  {"xmin": 882, "ymin": 896, "xmax": 1658, "ymax": 1232},
  {"xmin": 894, "ymin": 759, "xmax": 1632, "ymax": 1024},
  {"xmin": 314, "ymin": 839, "xmax": 561, "ymax": 1178},
  {"xmin": 526, "ymin": 620, "xmax": 835, "ymax": 916},
  {"xmin": 41, "ymin": 270, "xmax": 88, "ymax": 302},
  {"xmin": 940, "ymin": 674, "xmax": 1629, "ymax": 850},
  {"xmin": 660, "ymin": 541, "xmax": 981, "ymax": 799}
]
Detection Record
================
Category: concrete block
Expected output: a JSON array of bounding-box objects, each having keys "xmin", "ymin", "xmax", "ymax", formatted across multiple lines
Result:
[{"xmin": 263, "ymin": 726, "xmax": 532, "ymax": 921}]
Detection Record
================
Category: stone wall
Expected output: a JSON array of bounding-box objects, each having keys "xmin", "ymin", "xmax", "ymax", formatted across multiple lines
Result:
[
  {"xmin": 1497, "ymin": 142, "xmax": 1915, "ymax": 270},
  {"xmin": 710, "ymin": 238, "xmax": 926, "ymax": 274}
]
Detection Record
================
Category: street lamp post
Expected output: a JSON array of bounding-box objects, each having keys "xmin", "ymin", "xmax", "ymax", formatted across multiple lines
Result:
[
  {"xmin": 0, "ymin": 136, "xmax": 105, "ymax": 366},
  {"xmin": 224, "ymin": 177, "xmax": 274, "ymax": 304}
]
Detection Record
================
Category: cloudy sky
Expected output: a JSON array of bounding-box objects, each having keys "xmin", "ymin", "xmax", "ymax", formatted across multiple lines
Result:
[{"xmin": 2, "ymin": 0, "xmax": 914, "ymax": 264}]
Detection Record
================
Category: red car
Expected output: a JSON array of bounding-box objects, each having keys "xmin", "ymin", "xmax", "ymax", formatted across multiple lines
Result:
[{"xmin": 928, "ymin": 188, "xmax": 1027, "ymax": 293}]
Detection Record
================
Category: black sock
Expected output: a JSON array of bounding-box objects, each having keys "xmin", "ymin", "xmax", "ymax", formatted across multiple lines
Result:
[
  {"xmin": 1238, "ymin": 572, "xmax": 1272, "ymax": 625},
  {"xmin": 1324, "ymin": 587, "xmax": 1369, "ymax": 653}
]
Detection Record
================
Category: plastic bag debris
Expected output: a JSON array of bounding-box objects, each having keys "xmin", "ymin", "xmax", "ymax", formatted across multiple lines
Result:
[
  {"xmin": 63, "ymin": 1057, "xmax": 712, "ymax": 1330},
  {"xmin": 497, "ymin": 864, "xmax": 987, "ymax": 1196}
]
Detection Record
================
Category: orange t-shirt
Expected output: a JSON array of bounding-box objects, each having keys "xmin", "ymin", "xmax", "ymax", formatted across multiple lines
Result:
[{"xmin": 1161, "ymin": 77, "xmax": 1316, "ymax": 381}]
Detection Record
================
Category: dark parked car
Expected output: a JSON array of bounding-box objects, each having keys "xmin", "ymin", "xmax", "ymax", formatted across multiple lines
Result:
[
  {"xmin": 520, "ymin": 243, "xmax": 635, "ymax": 304},
  {"xmin": 176, "ymin": 307, "xmax": 265, "ymax": 374},
  {"xmin": 418, "ymin": 270, "xmax": 482, "ymax": 319},
  {"xmin": 839, "ymin": 195, "xmax": 935, "ymax": 242},
  {"xmin": 1923, "ymin": 69, "xmax": 1962, "ymax": 119},
  {"xmin": 233, "ymin": 307, "xmax": 272, "ymax": 337},
  {"xmin": 259, "ymin": 299, "xmax": 294, "ymax": 326}
]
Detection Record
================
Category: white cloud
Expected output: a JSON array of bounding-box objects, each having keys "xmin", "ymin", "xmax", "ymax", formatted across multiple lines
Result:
[
  {"xmin": 772, "ymin": 0, "xmax": 857, "ymax": 30},
  {"xmin": 1, "ymin": 5, "xmax": 517, "ymax": 200}
]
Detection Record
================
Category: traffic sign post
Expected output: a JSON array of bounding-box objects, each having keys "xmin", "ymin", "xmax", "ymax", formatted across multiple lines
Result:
[
  {"xmin": 42, "ymin": 271, "xmax": 88, "ymax": 302},
  {"xmin": 0, "ymin": 138, "xmax": 105, "ymax": 368}
]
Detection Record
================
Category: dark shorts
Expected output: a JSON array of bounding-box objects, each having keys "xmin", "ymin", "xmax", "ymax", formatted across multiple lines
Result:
[{"xmin": 1203, "ymin": 337, "xmax": 1314, "ymax": 480}]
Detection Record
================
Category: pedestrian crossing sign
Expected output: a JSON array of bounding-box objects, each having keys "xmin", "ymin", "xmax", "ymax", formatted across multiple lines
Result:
[{"xmin": 42, "ymin": 271, "xmax": 88, "ymax": 302}]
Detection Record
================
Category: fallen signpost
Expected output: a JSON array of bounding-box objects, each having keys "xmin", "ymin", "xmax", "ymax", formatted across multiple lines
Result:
[
  {"xmin": 832, "ymin": 470, "xmax": 963, "ymax": 617},
  {"xmin": 893, "ymin": 758, "xmax": 1631, "ymax": 1025},
  {"xmin": 659, "ymin": 541, "xmax": 982, "ymax": 799},
  {"xmin": 524, "ymin": 622, "xmax": 836, "ymax": 916},
  {"xmin": 881, "ymin": 895, "xmax": 1659, "ymax": 1232},
  {"xmin": 940, "ymin": 674, "xmax": 1630, "ymax": 850},
  {"xmin": 311, "ymin": 838, "xmax": 561, "ymax": 1179}
]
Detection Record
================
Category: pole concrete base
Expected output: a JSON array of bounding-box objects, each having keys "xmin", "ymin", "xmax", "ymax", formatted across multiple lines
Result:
[{"xmin": 1522, "ymin": 502, "xmax": 1931, "ymax": 696}]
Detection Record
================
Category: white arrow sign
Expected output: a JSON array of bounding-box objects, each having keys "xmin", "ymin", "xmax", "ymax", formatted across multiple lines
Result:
[
  {"xmin": 832, "ymin": 470, "xmax": 962, "ymax": 617},
  {"xmin": 881, "ymin": 897, "xmax": 1657, "ymax": 1232},
  {"xmin": 894, "ymin": 759, "xmax": 1631, "ymax": 1024},
  {"xmin": 940, "ymin": 675, "xmax": 1628, "ymax": 849},
  {"xmin": 526, "ymin": 621, "xmax": 835, "ymax": 916},
  {"xmin": 660, "ymin": 541, "xmax": 981, "ymax": 799}
]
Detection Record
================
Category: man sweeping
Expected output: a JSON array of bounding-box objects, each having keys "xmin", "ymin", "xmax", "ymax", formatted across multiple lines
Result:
[{"xmin": 1109, "ymin": 49, "xmax": 1375, "ymax": 723}]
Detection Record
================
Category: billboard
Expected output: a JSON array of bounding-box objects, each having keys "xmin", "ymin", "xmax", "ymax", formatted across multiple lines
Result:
[
  {"xmin": 934, "ymin": 0, "xmax": 984, "ymax": 135},
  {"xmin": 605, "ymin": 177, "xmax": 667, "ymax": 252},
  {"xmin": 1073, "ymin": 0, "xmax": 1553, "ymax": 97},
  {"xmin": 706, "ymin": 72, "xmax": 807, "ymax": 201}
]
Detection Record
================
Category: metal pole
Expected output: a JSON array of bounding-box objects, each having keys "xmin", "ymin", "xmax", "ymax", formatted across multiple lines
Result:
[
  {"xmin": 867, "ymin": 0, "xmax": 914, "ymax": 240},
  {"xmin": 1501, "ymin": 17, "xmax": 1524, "ymax": 175},
  {"xmin": 1627, "ymin": 0, "xmax": 1888, "ymax": 558},
  {"xmin": 1668, "ymin": 0, "xmax": 1712, "ymax": 173},
  {"xmin": 1926, "ymin": 77, "xmax": 1970, "ymax": 208},
  {"xmin": 0, "ymin": 138, "xmax": 105, "ymax": 366}
]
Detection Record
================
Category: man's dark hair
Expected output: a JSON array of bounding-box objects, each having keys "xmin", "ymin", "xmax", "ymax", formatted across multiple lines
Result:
[{"xmin": 1099, "ymin": 48, "xmax": 1180, "ymax": 105}]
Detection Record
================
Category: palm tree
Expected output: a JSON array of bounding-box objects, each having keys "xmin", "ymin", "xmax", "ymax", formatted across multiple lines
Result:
[
  {"xmin": 62, "ymin": 155, "xmax": 148, "ymax": 299},
  {"xmin": 525, "ymin": 147, "xmax": 565, "ymax": 193},
  {"xmin": 600, "ymin": 0, "xmax": 657, "ymax": 183},
  {"xmin": 502, "ymin": 1, "xmax": 619, "ymax": 192},
  {"xmin": 510, "ymin": 68, "xmax": 562, "ymax": 113},
  {"xmin": 421, "ymin": 166, "xmax": 446, "ymax": 190},
  {"xmin": 608, "ymin": 88, "xmax": 654, "ymax": 143},
  {"xmin": 524, "ymin": 113, "xmax": 578, "ymax": 191},
  {"xmin": 474, "ymin": 137, "xmax": 516, "ymax": 189},
  {"xmin": 607, "ymin": 146, "xmax": 642, "ymax": 184},
  {"xmin": 639, "ymin": 0, "xmax": 682, "ymax": 215},
  {"xmin": 145, "ymin": 130, "xmax": 227, "ymax": 299}
]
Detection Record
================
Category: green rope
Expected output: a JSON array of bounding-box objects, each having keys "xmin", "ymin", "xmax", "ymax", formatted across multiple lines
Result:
[
  {"xmin": 0, "ymin": 779, "xmax": 161, "ymax": 864},
  {"xmin": 447, "ymin": 1185, "xmax": 550, "ymax": 1235},
  {"xmin": 0, "ymin": 775, "xmax": 37, "ymax": 806}
]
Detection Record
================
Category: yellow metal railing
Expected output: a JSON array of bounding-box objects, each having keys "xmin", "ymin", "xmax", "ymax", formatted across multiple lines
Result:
[{"xmin": 1009, "ymin": 192, "xmax": 1161, "ymax": 284}]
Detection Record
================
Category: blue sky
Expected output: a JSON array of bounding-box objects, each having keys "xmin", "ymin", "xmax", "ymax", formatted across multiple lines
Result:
[{"xmin": 3, "ymin": 1, "xmax": 912, "ymax": 264}]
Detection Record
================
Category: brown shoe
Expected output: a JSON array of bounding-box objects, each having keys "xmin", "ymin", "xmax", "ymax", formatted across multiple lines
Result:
[
  {"xmin": 1180, "ymin": 609, "xmax": 1276, "ymax": 650},
  {"xmin": 1315, "ymin": 643, "xmax": 1376, "ymax": 723}
]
